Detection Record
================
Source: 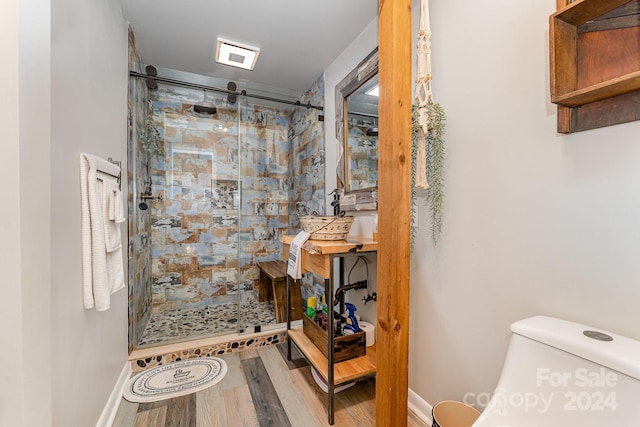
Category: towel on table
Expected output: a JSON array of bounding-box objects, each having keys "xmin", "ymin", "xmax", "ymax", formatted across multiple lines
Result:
[
  {"xmin": 287, "ymin": 230, "xmax": 310, "ymax": 280},
  {"xmin": 80, "ymin": 153, "xmax": 126, "ymax": 311}
]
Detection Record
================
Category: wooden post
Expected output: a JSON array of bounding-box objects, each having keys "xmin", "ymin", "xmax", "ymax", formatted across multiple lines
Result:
[{"xmin": 376, "ymin": 0, "xmax": 412, "ymax": 426}]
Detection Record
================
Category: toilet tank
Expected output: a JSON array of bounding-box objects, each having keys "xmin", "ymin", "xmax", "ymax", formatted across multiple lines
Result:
[{"xmin": 472, "ymin": 316, "xmax": 640, "ymax": 426}]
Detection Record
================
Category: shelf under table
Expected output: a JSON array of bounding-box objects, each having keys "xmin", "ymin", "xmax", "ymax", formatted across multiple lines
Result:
[{"xmin": 288, "ymin": 326, "xmax": 376, "ymax": 386}]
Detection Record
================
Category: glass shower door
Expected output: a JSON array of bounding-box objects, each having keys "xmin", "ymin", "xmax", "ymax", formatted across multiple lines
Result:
[
  {"xmin": 236, "ymin": 97, "xmax": 292, "ymax": 333},
  {"xmin": 139, "ymin": 83, "xmax": 243, "ymax": 345},
  {"xmin": 133, "ymin": 79, "xmax": 307, "ymax": 346}
]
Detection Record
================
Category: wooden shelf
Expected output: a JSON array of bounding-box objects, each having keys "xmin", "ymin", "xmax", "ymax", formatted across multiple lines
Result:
[
  {"xmin": 288, "ymin": 326, "xmax": 376, "ymax": 386},
  {"xmin": 283, "ymin": 235, "xmax": 378, "ymax": 424},
  {"xmin": 553, "ymin": 0, "xmax": 632, "ymax": 26},
  {"xmin": 552, "ymin": 70, "xmax": 640, "ymax": 106},
  {"xmin": 280, "ymin": 235, "xmax": 378, "ymax": 255},
  {"xmin": 549, "ymin": 0, "xmax": 640, "ymax": 133},
  {"xmin": 281, "ymin": 236, "xmax": 377, "ymax": 278}
]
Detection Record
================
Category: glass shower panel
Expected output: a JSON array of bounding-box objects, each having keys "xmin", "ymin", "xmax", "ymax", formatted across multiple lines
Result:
[
  {"xmin": 132, "ymin": 78, "xmax": 313, "ymax": 346},
  {"xmin": 237, "ymin": 97, "xmax": 292, "ymax": 333},
  {"xmin": 137, "ymin": 83, "xmax": 243, "ymax": 346}
]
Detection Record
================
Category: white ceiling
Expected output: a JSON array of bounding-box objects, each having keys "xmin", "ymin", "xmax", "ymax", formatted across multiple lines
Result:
[{"xmin": 119, "ymin": 0, "xmax": 378, "ymax": 94}]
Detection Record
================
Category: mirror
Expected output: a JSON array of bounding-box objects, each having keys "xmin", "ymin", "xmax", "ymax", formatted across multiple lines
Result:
[
  {"xmin": 336, "ymin": 48, "xmax": 379, "ymax": 211},
  {"xmin": 345, "ymin": 74, "xmax": 379, "ymax": 191}
]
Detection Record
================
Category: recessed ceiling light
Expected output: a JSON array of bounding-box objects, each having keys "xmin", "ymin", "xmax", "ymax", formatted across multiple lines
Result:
[
  {"xmin": 216, "ymin": 37, "xmax": 260, "ymax": 71},
  {"xmin": 366, "ymin": 86, "xmax": 379, "ymax": 97}
]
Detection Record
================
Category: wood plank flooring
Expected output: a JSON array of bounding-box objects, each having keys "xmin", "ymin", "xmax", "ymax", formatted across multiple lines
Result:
[{"xmin": 113, "ymin": 343, "xmax": 428, "ymax": 427}]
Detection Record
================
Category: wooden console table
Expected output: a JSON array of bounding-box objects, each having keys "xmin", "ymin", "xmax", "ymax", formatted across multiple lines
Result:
[{"xmin": 281, "ymin": 235, "xmax": 377, "ymax": 425}]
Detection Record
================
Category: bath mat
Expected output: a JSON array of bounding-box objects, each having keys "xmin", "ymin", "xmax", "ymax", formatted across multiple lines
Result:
[{"xmin": 123, "ymin": 357, "xmax": 227, "ymax": 403}]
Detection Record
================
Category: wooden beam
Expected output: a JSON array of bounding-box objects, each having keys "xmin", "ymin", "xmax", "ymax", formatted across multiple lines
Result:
[{"xmin": 376, "ymin": 0, "xmax": 412, "ymax": 426}]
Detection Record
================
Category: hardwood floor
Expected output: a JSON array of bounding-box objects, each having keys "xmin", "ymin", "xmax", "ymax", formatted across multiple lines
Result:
[{"xmin": 113, "ymin": 343, "xmax": 428, "ymax": 427}]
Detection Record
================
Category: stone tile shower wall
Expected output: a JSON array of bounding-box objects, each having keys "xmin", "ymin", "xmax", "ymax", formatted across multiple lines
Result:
[
  {"xmin": 127, "ymin": 27, "xmax": 153, "ymax": 350},
  {"xmin": 149, "ymin": 88, "xmax": 240, "ymax": 313},
  {"xmin": 148, "ymin": 85, "xmax": 297, "ymax": 316},
  {"xmin": 238, "ymin": 102, "xmax": 293, "ymax": 291},
  {"xmin": 289, "ymin": 74, "xmax": 328, "ymax": 304},
  {"xmin": 290, "ymin": 74, "xmax": 326, "ymax": 222}
]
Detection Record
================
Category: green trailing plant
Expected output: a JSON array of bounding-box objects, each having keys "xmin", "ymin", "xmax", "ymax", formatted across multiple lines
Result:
[
  {"xmin": 137, "ymin": 106, "xmax": 163, "ymax": 158},
  {"xmin": 411, "ymin": 107, "xmax": 420, "ymax": 246},
  {"xmin": 411, "ymin": 100, "xmax": 446, "ymax": 246}
]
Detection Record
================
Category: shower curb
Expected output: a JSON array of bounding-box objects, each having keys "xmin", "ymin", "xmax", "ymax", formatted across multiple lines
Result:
[{"xmin": 129, "ymin": 328, "xmax": 289, "ymax": 372}]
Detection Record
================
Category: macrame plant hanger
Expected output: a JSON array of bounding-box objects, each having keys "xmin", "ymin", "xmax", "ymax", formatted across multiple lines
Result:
[{"xmin": 414, "ymin": 0, "xmax": 433, "ymax": 190}]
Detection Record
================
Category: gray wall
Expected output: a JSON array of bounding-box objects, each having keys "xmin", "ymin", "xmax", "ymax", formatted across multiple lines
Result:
[
  {"xmin": 52, "ymin": 0, "xmax": 129, "ymax": 424},
  {"xmin": 409, "ymin": 0, "xmax": 640, "ymax": 411},
  {"xmin": 2, "ymin": 0, "xmax": 127, "ymax": 425},
  {"xmin": 1, "ymin": 0, "xmax": 52, "ymax": 425},
  {"xmin": 324, "ymin": 0, "xmax": 640, "ymax": 416}
]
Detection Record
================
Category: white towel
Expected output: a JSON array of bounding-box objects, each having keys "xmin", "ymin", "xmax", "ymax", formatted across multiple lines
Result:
[
  {"xmin": 287, "ymin": 230, "xmax": 310, "ymax": 280},
  {"xmin": 80, "ymin": 153, "xmax": 126, "ymax": 311},
  {"xmin": 104, "ymin": 181, "xmax": 125, "ymax": 252},
  {"xmin": 107, "ymin": 185, "xmax": 126, "ymax": 223}
]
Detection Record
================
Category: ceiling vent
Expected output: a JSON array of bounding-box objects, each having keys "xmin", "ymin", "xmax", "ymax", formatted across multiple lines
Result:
[{"xmin": 216, "ymin": 37, "xmax": 260, "ymax": 71}]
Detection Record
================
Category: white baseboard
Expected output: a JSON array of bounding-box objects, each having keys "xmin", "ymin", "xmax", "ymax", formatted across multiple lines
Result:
[
  {"xmin": 96, "ymin": 361, "xmax": 132, "ymax": 427},
  {"xmin": 408, "ymin": 387, "xmax": 433, "ymax": 427}
]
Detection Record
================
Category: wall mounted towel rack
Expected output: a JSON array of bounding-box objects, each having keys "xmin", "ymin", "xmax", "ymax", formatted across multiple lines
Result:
[{"xmin": 96, "ymin": 157, "xmax": 122, "ymax": 190}]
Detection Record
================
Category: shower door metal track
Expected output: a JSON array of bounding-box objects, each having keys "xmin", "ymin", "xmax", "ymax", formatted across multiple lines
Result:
[{"xmin": 129, "ymin": 70, "xmax": 324, "ymax": 111}]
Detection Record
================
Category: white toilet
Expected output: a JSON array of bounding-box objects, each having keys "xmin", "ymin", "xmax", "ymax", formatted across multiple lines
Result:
[{"xmin": 472, "ymin": 316, "xmax": 640, "ymax": 426}]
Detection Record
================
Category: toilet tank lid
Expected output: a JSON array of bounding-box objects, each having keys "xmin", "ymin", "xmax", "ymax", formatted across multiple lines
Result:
[{"xmin": 511, "ymin": 316, "xmax": 640, "ymax": 381}]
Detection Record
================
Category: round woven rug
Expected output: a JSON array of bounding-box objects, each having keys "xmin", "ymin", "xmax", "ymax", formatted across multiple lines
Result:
[{"xmin": 123, "ymin": 357, "xmax": 227, "ymax": 403}]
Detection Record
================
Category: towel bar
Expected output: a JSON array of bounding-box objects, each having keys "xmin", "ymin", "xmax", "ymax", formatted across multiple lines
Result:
[{"xmin": 96, "ymin": 157, "xmax": 122, "ymax": 189}]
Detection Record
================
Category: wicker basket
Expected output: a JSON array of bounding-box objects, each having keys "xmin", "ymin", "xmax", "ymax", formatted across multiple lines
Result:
[{"xmin": 299, "ymin": 215, "xmax": 354, "ymax": 240}]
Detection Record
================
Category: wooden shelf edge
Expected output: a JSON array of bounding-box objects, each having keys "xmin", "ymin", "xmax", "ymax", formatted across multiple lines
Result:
[
  {"xmin": 288, "ymin": 327, "xmax": 376, "ymax": 386},
  {"xmin": 281, "ymin": 235, "xmax": 378, "ymax": 255},
  {"xmin": 553, "ymin": 0, "xmax": 632, "ymax": 25},
  {"xmin": 552, "ymin": 71, "xmax": 640, "ymax": 107}
]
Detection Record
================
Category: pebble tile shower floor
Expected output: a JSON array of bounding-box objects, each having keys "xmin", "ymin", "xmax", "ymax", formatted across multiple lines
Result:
[{"xmin": 138, "ymin": 300, "xmax": 276, "ymax": 346}]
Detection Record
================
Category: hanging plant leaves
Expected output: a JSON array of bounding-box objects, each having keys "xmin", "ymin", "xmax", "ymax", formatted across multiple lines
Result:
[
  {"xmin": 411, "ymin": 106, "xmax": 421, "ymax": 247},
  {"xmin": 425, "ymin": 100, "xmax": 445, "ymax": 244},
  {"xmin": 411, "ymin": 100, "xmax": 446, "ymax": 247},
  {"xmin": 411, "ymin": 0, "xmax": 446, "ymax": 247},
  {"xmin": 137, "ymin": 106, "xmax": 163, "ymax": 158}
]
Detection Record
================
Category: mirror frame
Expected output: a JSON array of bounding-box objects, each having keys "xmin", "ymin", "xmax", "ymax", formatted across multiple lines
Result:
[{"xmin": 335, "ymin": 47, "xmax": 379, "ymax": 212}]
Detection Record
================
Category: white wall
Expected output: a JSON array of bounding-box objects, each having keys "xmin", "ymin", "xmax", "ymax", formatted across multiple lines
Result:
[
  {"xmin": 324, "ymin": 0, "xmax": 640, "ymax": 414},
  {"xmin": 18, "ymin": 0, "xmax": 53, "ymax": 425},
  {"xmin": 1, "ymin": 0, "xmax": 53, "ymax": 425},
  {"xmin": 2, "ymin": 1, "xmax": 128, "ymax": 423},
  {"xmin": 410, "ymin": 0, "xmax": 640, "ymax": 410},
  {"xmin": 51, "ymin": 0, "xmax": 129, "ymax": 424},
  {"xmin": 0, "ymin": 1, "xmax": 28, "ymax": 425}
]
